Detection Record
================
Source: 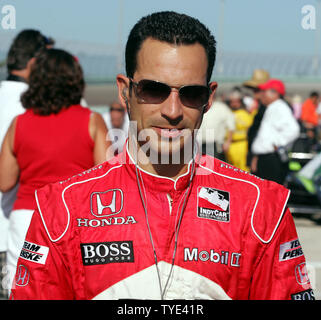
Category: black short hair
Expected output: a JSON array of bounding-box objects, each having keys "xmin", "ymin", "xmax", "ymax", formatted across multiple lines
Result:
[
  {"xmin": 6, "ymin": 29, "xmax": 47, "ymax": 72},
  {"xmin": 21, "ymin": 49, "xmax": 85, "ymax": 115},
  {"xmin": 125, "ymin": 11, "xmax": 216, "ymax": 83},
  {"xmin": 310, "ymin": 91, "xmax": 319, "ymax": 98}
]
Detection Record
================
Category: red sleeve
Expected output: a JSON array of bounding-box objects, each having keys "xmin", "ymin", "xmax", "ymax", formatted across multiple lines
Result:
[
  {"xmin": 249, "ymin": 208, "xmax": 315, "ymax": 300},
  {"xmin": 9, "ymin": 208, "xmax": 74, "ymax": 300}
]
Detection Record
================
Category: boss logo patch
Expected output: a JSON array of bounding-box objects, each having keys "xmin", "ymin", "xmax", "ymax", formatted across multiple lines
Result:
[
  {"xmin": 197, "ymin": 187, "xmax": 230, "ymax": 222},
  {"xmin": 291, "ymin": 289, "xmax": 315, "ymax": 300},
  {"xmin": 80, "ymin": 241, "xmax": 134, "ymax": 266}
]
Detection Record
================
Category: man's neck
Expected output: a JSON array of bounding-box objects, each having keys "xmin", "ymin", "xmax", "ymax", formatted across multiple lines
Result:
[
  {"xmin": 148, "ymin": 162, "xmax": 190, "ymax": 180},
  {"xmin": 128, "ymin": 136, "xmax": 192, "ymax": 180},
  {"xmin": 8, "ymin": 70, "xmax": 28, "ymax": 82},
  {"xmin": 267, "ymin": 97, "xmax": 280, "ymax": 106}
]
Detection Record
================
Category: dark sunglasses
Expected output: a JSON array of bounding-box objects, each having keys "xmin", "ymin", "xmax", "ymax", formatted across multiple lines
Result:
[
  {"xmin": 129, "ymin": 78, "xmax": 210, "ymax": 109},
  {"xmin": 110, "ymin": 107, "xmax": 125, "ymax": 112}
]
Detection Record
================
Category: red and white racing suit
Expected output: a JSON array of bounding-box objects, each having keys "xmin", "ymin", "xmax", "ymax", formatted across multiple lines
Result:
[{"xmin": 10, "ymin": 145, "xmax": 314, "ymax": 300}]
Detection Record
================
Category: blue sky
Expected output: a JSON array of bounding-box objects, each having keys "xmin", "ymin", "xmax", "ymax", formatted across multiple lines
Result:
[{"xmin": 0, "ymin": 0, "xmax": 320, "ymax": 55}]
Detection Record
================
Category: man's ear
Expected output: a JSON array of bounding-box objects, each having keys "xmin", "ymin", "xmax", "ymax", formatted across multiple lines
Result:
[
  {"xmin": 204, "ymin": 81, "xmax": 218, "ymax": 114},
  {"xmin": 116, "ymin": 74, "xmax": 130, "ymax": 111}
]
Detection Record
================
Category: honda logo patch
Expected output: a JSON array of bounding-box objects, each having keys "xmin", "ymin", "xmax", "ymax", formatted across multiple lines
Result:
[
  {"xmin": 197, "ymin": 187, "xmax": 230, "ymax": 222},
  {"xmin": 295, "ymin": 262, "xmax": 310, "ymax": 285},
  {"xmin": 90, "ymin": 189, "xmax": 123, "ymax": 218},
  {"xmin": 15, "ymin": 265, "xmax": 30, "ymax": 287}
]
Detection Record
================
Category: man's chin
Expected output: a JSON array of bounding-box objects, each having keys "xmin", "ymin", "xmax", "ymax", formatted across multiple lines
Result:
[
  {"xmin": 141, "ymin": 138, "xmax": 194, "ymax": 165},
  {"xmin": 134, "ymin": 127, "xmax": 195, "ymax": 165}
]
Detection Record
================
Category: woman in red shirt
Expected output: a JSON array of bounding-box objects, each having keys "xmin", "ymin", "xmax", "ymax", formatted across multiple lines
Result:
[{"xmin": 0, "ymin": 49, "xmax": 112, "ymax": 291}]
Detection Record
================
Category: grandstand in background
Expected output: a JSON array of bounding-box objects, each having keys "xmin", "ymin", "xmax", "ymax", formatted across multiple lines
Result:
[{"xmin": 1, "ymin": 35, "xmax": 320, "ymax": 97}]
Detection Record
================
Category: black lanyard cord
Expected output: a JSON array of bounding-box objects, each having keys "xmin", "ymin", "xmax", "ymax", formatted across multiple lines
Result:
[{"xmin": 134, "ymin": 145, "xmax": 196, "ymax": 299}]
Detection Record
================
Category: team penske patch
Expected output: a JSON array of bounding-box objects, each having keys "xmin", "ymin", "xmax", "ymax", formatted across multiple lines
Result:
[
  {"xmin": 19, "ymin": 241, "xmax": 49, "ymax": 265},
  {"xmin": 279, "ymin": 239, "xmax": 303, "ymax": 262},
  {"xmin": 197, "ymin": 187, "xmax": 230, "ymax": 222}
]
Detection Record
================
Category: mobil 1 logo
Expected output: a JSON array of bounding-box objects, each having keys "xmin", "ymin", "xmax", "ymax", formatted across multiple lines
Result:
[{"xmin": 80, "ymin": 240, "xmax": 134, "ymax": 266}]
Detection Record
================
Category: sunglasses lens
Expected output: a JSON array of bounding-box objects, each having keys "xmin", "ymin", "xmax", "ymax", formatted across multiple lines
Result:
[
  {"xmin": 136, "ymin": 80, "xmax": 171, "ymax": 104},
  {"xmin": 180, "ymin": 85, "xmax": 210, "ymax": 108},
  {"xmin": 133, "ymin": 79, "xmax": 210, "ymax": 108}
]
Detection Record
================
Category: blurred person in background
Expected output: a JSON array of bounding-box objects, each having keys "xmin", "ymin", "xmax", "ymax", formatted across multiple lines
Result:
[
  {"xmin": 291, "ymin": 94, "xmax": 303, "ymax": 120},
  {"xmin": 242, "ymin": 69, "xmax": 270, "ymax": 173},
  {"xmin": 300, "ymin": 91, "xmax": 320, "ymax": 145},
  {"xmin": 251, "ymin": 79, "xmax": 300, "ymax": 184},
  {"xmin": 317, "ymin": 95, "xmax": 321, "ymax": 121},
  {"xmin": 45, "ymin": 37, "xmax": 55, "ymax": 49},
  {"xmin": 0, "ymin": 49, "xmax": 112, "ymax": 292},
  {"xmin": 243, "ymin": 69, "xmax": 270, "ymax": 115},
  {"xmin": 197, "ymin": 97, "xmax": 235, "ymax": 160},
  {"xmin": 225, "ymin": 87, "xmax": 253, "ymax": 171},
  {"xmin": 0, "ymin": 29, "xmax": 48, "ymax": 299},
  {"xmin": 103, "ymin": 100, "xmax": 129, "ymax": 156}
]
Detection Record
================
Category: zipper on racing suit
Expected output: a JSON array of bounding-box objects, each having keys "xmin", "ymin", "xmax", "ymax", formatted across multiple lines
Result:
[{"xmin": 167, "ymin": 193, "xmax": 173, "ymax": 215}]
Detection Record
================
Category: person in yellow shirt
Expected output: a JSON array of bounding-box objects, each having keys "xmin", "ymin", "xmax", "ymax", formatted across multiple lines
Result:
[{"xmin": 226, "ymin": 87, "xmax": 253, "ymax": 171}]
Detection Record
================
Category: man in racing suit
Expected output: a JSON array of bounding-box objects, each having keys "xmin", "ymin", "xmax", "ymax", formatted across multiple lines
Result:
[{"xmin": 10, "ymin": 11, "xmax": 314, "ymax": 300}]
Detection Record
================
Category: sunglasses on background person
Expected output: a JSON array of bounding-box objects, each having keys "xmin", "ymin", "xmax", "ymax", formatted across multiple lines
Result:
[
  {"xmin": 129, "ymin": 78, "xmax": 210, "ymax": 109},
  {"xmin": 110, "ymin": 107, "xmax": 125, "ymax": 112}
]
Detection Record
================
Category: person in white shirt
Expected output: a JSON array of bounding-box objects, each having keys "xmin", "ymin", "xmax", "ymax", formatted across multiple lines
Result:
[
  {"xmin": 251, "ymin": 79, "xmax": 300, "ymax": 184},
  {"xmin": 0, "ymin": 29, "xmax": 48, "ymax": 298},
  {"xmin": 197, "ymin": 100, "xmax": 235, "ymax": 160},
  {"xmin": 103, "ymin": 100, "xmax": 129, "ymax": 156}
]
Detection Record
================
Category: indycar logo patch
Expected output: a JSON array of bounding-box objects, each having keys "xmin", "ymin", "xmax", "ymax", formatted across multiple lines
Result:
[
  {"xmin": 90, "ymin": 189, "xmax": 123, "ymax": 218},
  {"xmin": 197, "ymin": 187, "xmax": 230, "ymax": 222}
]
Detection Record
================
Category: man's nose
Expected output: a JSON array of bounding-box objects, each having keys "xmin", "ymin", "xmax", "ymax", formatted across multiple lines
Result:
[{"xmin": 160, "ymin": 89, "xmax": 183, "ymax": 122}]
